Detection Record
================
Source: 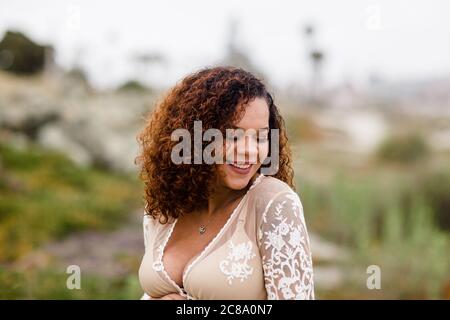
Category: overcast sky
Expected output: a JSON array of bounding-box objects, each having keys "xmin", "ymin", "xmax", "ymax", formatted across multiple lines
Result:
[{"xmin": 1, "ymin": 0, "xmax": 449, "ymax": 89}]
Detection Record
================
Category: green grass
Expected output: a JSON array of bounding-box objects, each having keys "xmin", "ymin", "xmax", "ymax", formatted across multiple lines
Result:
[
  {"xmin": 298, "ymin": 165, "xmax": 450, "ymax": 299},
  {"xmin": 376, "ymin": 132, "xmax": 430, "ymax": 163},
  {"xmin": 0, "ymin": 266, "xmax": 142, "ymax": 299},
  {"xmin": 0, "ymin": 142, "xmax": 141, "ymax": 263}
]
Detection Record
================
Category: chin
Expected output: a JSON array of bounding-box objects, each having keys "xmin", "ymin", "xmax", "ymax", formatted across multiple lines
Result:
[
  {"xmin": 224, "ymin": 178, "xmax": 249, "ymax": 190},
  {"xmin": 222, "ymin": 163, "xmax": 259, "ymax": 190}
]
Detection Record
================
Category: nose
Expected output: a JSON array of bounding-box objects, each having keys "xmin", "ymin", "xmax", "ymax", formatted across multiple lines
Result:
[{"xmin": 235, "ymin": 135, "xmax": 258, "ymax": 164}]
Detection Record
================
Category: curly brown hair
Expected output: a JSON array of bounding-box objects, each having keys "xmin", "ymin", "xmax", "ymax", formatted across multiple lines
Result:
[{"xmin": 135, "ymin": 66, "xmax": 294, "ymax": 223}]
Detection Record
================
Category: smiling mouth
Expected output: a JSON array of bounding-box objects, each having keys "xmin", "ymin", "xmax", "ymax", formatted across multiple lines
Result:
[{"xmin": 230, "ymin": 163, "xmax": 252, "ymax": 169}]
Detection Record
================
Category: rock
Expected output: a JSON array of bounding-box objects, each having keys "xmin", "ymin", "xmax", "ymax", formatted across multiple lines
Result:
[
  {"xmin": 0, "ymin": 100, "xmax": 60, "ymax": 140},
  {"xmin": 0, "ymin": 70, "xmax": 154, "ymax": 174},
  {"xmin": 37, "ymin": 124, "xmax": 93, "ymax": 167}
]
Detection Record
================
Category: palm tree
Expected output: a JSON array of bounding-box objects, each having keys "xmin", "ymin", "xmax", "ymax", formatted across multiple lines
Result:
[{"xmin": 302, "ymin": 24, "xmax": 325, "ymax": 104}]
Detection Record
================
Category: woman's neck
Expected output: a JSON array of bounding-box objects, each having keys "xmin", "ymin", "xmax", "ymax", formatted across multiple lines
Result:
[
  {"xmin": 206, "ymin": 186, "xmax": 245, "ymax": 216},
  {"xmin": 205, "ymin": 173, "xmax": 258, "ymax": 217}
]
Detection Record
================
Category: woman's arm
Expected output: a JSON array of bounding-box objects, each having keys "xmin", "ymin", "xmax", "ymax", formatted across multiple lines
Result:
[{"xmin": 258, "ymin": 190, "xmax": 315, "ymax": 300}]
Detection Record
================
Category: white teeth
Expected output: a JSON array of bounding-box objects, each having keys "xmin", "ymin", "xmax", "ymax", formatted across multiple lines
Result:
[{"xmin": 232, "ymin": 163, "xmax": 251, "ymax": 169}]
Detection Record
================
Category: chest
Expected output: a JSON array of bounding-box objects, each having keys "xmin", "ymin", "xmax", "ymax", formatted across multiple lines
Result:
[
  {"xmin": 140, "ymin": 209, "xmax": 267, "ymax": 299},
  {"xmin": 162, "ymin": 213, "xmax": 230, "ymax": 287}
]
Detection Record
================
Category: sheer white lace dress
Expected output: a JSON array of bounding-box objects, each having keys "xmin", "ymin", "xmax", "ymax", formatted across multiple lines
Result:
[{"xmin": 139, "ymin": 174, "xmax": 314, "ymax": 300}]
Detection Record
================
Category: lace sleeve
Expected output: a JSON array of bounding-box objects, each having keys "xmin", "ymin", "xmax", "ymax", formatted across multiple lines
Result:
[
  {"xmin": 258, "ymin": 190, "xmax": 315, "ymax": 300},
  {"xmin": 141, "ymin": 214, "xmax": 153, "ymax": 300},
  {"xmin": 142, "ymin": 214, "xmax": 151, "ymax": 252}
]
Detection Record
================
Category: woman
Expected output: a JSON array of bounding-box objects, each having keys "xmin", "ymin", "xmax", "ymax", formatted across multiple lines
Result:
[{"xmin": 135, "ymin": 66, "xmax": 314, "ymax": 300}]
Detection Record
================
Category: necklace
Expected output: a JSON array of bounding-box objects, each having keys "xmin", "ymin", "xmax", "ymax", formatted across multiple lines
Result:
[
  {"xmin": 198, "ymin": 175, "xmax": 261, "ymax": 235},
  {"xmin": 198, "ymin": 225, "xmax": 207, "ymax": 235},
  {"xmin": 197, "ymin": 193, "xmax": 244, "ymax": 235},
  {"xmin": 198, "ymin": 213, "xmax": 214, "ymax": 235}
]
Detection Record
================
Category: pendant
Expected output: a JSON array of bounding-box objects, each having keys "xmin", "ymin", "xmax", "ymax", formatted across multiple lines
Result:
[{"xmin": 198, "ymin": 225, "xmax": 206, "ymax": 235}]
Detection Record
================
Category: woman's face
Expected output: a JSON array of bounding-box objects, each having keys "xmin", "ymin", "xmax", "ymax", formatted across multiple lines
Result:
[{"xmin": 216, "ymin": 97, "xmax": 270, "ymax": 190}]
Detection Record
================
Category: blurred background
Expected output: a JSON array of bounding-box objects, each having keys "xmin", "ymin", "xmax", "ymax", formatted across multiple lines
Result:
[{"xmin": 0, "ymin": 0, "xmax": 449, "ymax": 299}]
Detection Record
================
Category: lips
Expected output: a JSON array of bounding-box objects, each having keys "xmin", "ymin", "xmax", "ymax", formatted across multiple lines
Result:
[
  {"xmin": 232, "ymin": 163, "xmax": 251, "ymax": 169},
  {"xmin": 228, "ymin": 163, "xmax": 252, "ymax": 174}
]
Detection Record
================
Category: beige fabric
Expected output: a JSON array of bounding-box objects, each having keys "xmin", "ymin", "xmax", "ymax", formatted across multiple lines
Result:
[{"xmin": 138, "ymin": 174, "xmax": 315, "ymax": 300}]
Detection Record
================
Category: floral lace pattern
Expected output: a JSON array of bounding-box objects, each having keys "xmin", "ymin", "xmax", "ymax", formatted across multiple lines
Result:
[
  {"xmin": 258, "ymin": 190, "xmax": 315, "ymax": 300},
  {"xmin": 219, "ymin": 240, "xmax": 256, "ymax": 285}
]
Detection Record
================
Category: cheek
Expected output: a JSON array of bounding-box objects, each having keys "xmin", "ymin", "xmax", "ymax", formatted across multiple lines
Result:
[
  {"xmin": 258, "ymin": 142, "xmax": 269, "ymax": 162},
  {"xmin": 216, "ymin": 164, "xmax": 227, "ymax": 179},
  {"xmin": 222, "ymin": 140, "xmax": 270, "ymax": 164},
  {"xmin": 223, "ymin": 140, "xmax": 234, "ymax": 162}
]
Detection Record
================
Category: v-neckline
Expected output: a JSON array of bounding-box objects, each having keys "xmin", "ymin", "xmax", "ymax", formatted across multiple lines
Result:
[{"xmin": 157, "ymin": 173, "xmax": 265, "ymax": 295}]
